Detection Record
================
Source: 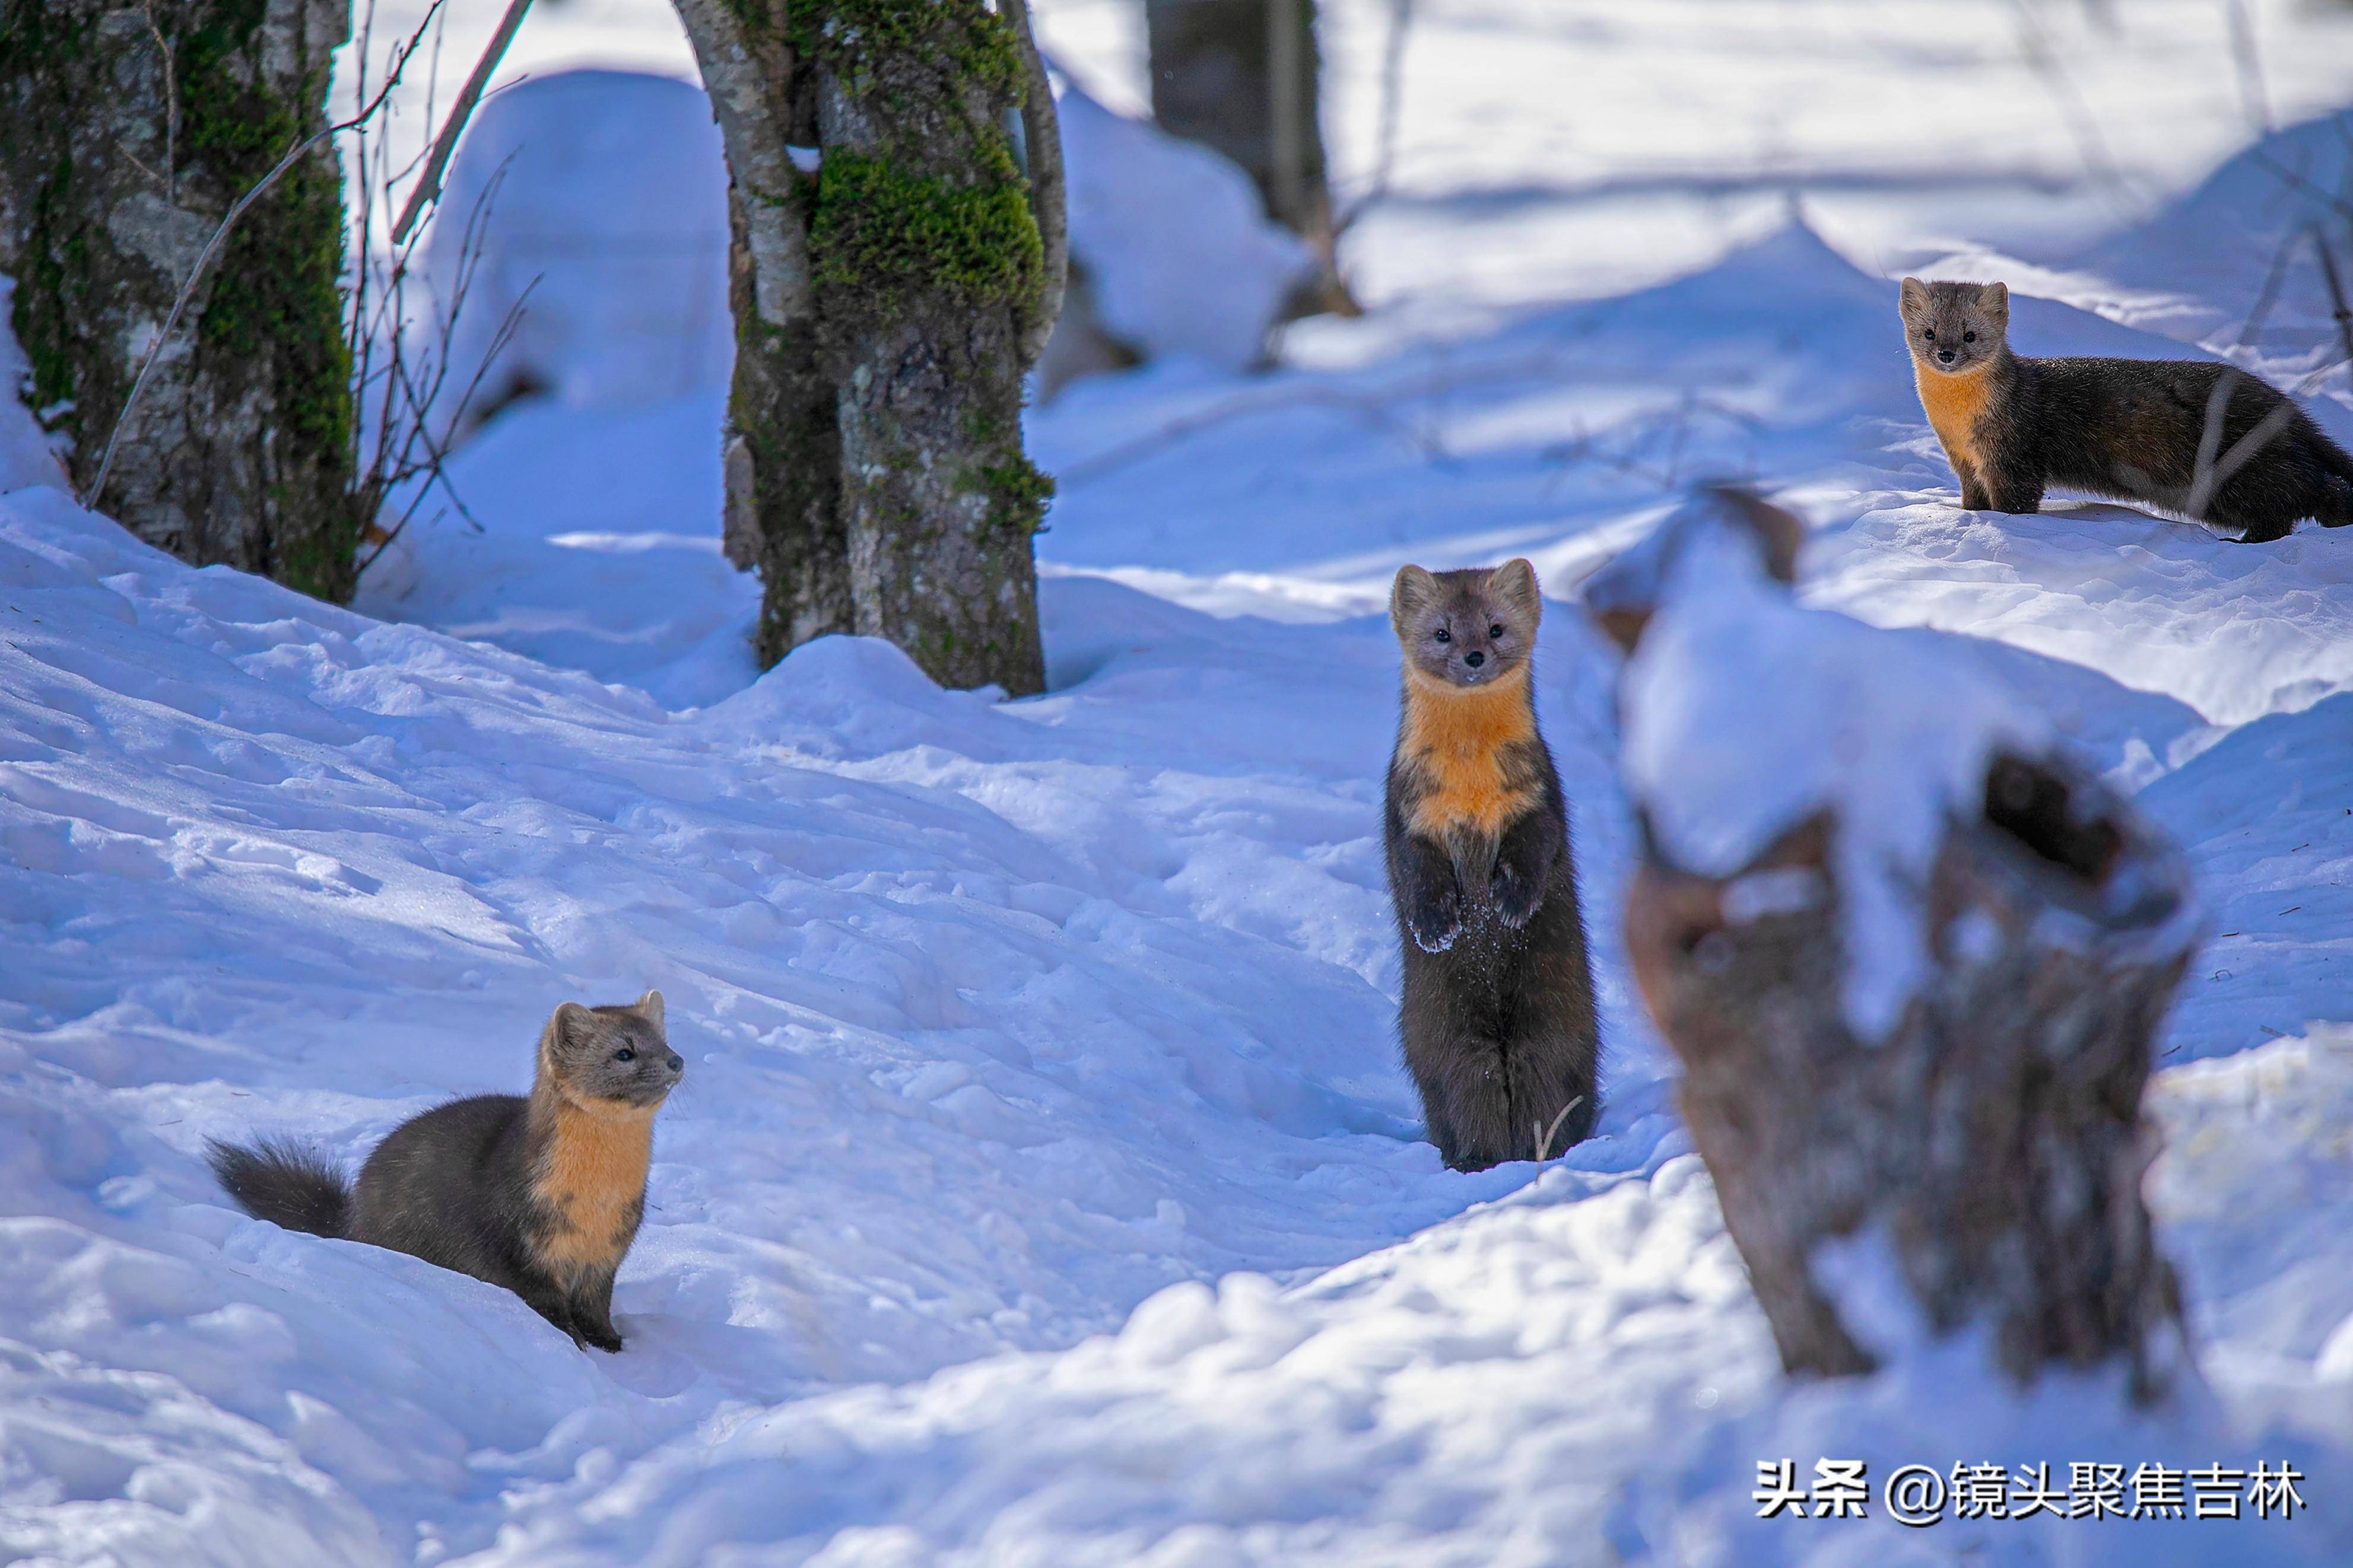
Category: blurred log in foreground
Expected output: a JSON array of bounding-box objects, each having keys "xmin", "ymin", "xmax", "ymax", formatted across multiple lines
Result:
[{"xmin": 1592, "ymin": 487, "xmax": 2201, "ymax": 1405}]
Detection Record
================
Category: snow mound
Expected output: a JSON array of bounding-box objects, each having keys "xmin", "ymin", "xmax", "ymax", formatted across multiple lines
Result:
[
  {"xmin": 420, "ymin": 70, "xmax": 733, "ymax": 431},
  {"xmin": 1057, "ymin": 75, "xmax": 1316, "ymax": 372},
  {"xmin": 2076, "ymin": 112, "xmax": 2353, "ymax": 376},
  {"xmin": 1620, "ymin": 494, "xmax": 2051, "ymax": 1037}
]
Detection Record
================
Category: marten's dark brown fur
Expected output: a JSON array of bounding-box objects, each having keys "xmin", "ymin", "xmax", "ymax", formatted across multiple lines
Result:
[
  {"xmin": 1385, "ymin": 560, "xmax": 1599, "ymax": 1171},
  {"xmin": 1900, "ymin": 277, "xmax": 2353, "ymax": 542},
  {"xmin": 209, "ymin": 992, "xmax": 681, "ymax": 1352}
]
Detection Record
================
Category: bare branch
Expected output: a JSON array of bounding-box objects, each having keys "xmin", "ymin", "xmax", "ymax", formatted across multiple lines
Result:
[
  {"xmin": 389, "ymin": 0, "xmax": 536, "ymax": 246},
  {"xmin": 142, "ymin": 1, "xmax": 179, "ymax": 205},
  {"xmin": 1338, "ymin": 0, "xmax": 1414, "ymax": 238}
]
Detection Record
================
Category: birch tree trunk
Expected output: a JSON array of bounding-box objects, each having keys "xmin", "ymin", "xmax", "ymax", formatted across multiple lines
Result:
[
  {"xmin": 672, "ymin": 0, "xmax": 852, "ymax": 667},
  {"xmin": 0, "ymin": 0, "xmax": 357, "ymax": 600}
]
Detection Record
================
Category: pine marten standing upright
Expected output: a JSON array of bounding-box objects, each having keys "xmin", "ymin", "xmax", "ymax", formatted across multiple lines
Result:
[
  {"xmin": 209, "ymin": 992, "xmax": 681, "ymax": 1352},
  {"xmin": 1900, "ymin": 276, "xmax": 2353, "ymax": 542},
  {"xmin": 1385, "ymin": 559, "xmax": 1599, "ymax": 1171}
]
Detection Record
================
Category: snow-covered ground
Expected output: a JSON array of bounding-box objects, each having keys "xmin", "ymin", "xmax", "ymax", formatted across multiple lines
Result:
[{"xmin": 9, "ymin": 1, "xmax": 2353, "ymax": 1563}]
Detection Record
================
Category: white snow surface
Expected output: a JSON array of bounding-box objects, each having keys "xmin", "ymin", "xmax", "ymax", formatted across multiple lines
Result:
[
  {"xmin": 8, "ymin": 1, "xmax": 2353, "ymax": 1563},
  {"xmin": 415, "ymin": 69, "xmax": 734, "ymax": 428},
  {"xmin": 1056, "ymin": 77, "xmax": 1316, "ymax": 371}
]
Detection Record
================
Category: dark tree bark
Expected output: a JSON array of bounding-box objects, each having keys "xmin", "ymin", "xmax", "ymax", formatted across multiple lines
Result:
[
  {"xmin": 0, "ymin": 0, "xmax": 358, "ymax": 600},
  {"xmin": 1602, "ymin": 492, "xmax": 2198, "ymax": 1405},
  {"xmin": 1144, "ymin": 0, "xmax": 1348, "ymax": 311},
  {"xmin": 674, "ymin": 0, "xmax": 853, "ymax": 666},
  {"xmin": 679, "ymin": 0, "xmax": 1052, "ymax": 695},
  {"xmin": 799, "ymin": 0, "xmax": 1051, "ymax": 696}
]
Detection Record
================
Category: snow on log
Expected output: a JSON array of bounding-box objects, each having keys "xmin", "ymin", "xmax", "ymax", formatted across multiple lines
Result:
[{"xmin": 1598, "ymin": 487, "xmax": 2202, "ymax": 1403}]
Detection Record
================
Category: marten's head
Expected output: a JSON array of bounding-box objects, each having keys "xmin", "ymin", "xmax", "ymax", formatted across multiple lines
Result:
[
  {"xmin": 1899, "ymin": 278, "xmax": 2008, "ymax": 375},
  {"xmin": 1390, "ymin": 559, "xmax": 1542, "ymax": 691},
  {"xmin": 539, "ymin": 991, "xmax": 682, "ymax": 1110}
]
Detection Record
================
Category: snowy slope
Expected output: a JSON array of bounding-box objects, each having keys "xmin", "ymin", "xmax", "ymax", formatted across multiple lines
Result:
[{"xmin": 8, "ymin": 0, "xmax": 2353, "ymax": 1563}]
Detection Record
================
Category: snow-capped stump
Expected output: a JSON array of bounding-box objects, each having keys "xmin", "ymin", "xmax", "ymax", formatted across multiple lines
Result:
[{"xmin": 1598, "ymin": 488, "xmax": 2202, "ymax": 1404}]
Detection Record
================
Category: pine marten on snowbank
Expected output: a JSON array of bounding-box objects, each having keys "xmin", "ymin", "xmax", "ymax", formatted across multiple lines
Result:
[
  {"xmin": 1900, "ymin": 276, "xmax": 2353, "ymax": 542},
  {"xmin": 1385, "ymin": 560, "xmax": 1599, "ymax": 1171},
  {"xmin": 209, "ymin": 993, "xmax": 681, "ymax": 1353}
]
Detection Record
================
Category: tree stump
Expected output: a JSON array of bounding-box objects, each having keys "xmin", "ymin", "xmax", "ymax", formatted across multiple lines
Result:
[
  {"xmin": 1603, "ymin": 490, "xmax": 2199, "ymax": 1404},
  {"xmin": 0, "ymin": 0, "xmax": 357, "ymax": 599}
]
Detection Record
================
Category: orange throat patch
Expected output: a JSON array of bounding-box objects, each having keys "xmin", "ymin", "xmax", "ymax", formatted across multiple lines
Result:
[
  {"xmin": 1400, "ymin": 666, "xmax": 1538, "ymax": 841},
  {"xmin": 531, "ymin": 1092, "xmax": 655, "ymax": 1283},
  {"xmin": 1914, "ymin": 360, "xmax": 1993, "ymax": 478}
]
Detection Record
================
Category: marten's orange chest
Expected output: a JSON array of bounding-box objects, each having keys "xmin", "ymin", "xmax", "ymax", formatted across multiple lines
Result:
[
  {"xmin": 531, "ymin": 1098, "xmax": 652, "ymax": 1283},
  {"xmin": 1914, "ymin": 361, "xmax": 1995, "ymax": 476},
  {"xmin": 1399, "ymin": 674, "xmax": 1538, "ymax": 841}
]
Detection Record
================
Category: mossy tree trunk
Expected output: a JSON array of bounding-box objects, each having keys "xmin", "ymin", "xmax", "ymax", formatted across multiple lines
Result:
[
  {"xmin": 677, "ymin": 0, "xmax": 1050, "ymax": 695},
  {"xmin": 801, "ymin": 1, "xmax": 1050, "ymax": 696},
  {"xmin": 0, "ymin": 0, "xmax": 357, "ymax": 600},
  {"xmin": 674, "ymin": 0, "xmax": 852, "ymax": 666}
]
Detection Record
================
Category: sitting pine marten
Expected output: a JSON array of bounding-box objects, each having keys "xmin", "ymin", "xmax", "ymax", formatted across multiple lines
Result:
[
  {"xmin": 1385, "ymin": 559, "xmax": 1600, "ymax": 1171},
  {"xmin": 1900, "ymin": 276, "xmax": 2353, "ymax": 542},
  {"xmin": 210, "ymin": 992, "xmax": 681, "ymax": 1352}
]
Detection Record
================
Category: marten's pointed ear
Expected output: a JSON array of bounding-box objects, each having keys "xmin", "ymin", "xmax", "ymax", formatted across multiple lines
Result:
[
  {"xmin": 1487, "ymin": 558, "xmax": 1541, "ymax": 626},
  {"xmin": 633, "ymin": 989, "xmax": 665, "ymax": 1030},
  {"xmin": 1390, "ymin": 565, "xmax": 1439, "ymax": 638},
  {"xmin": 1898, "ymin": 276, "xmax": 1929, "ymax": 317},
  {"xmin": 546, "ymin": 1000, "xmax": 595, "ymax": 1058},
  {"xmin": 1977, "ymin": 280, "xmax": 2008, "ymax": 325}
]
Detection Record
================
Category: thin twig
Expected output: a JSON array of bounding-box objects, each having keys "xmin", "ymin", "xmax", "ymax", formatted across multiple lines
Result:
[
  {"xmin": 84, "ymin": 4, "xmax": 443, "ymax": 512},
  {"xmin": 1337, "ymin": 0, "xmax": 1413, "ymax": 238},
  {"xmin": 1533, "ymin": 1096, "xmax": 1584, "ymax": 1163},
  {"xmin": 144, "ymin": 0, "xmax": 178, "ymax": 204},
  {"xmin": 2310, "ymin": 225, "xmax": 2353, "ymax": 379},
  {"xmin": 2184, "ymin": 370, "xmax": 2299, "ymax": 520},
  {"xmin": 390, "ymin": 0, "xmax": 536, "ymax": 246}
]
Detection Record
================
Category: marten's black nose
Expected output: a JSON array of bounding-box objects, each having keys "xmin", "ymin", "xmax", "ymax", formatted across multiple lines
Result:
[
  {"xmin": 666, "ymin": 1054, "xmax": 684, "ymax": 1074},
  {"xmin": 1936, "ymin": 348, "xmax": 1955, "ymax": 364},
  {"xmin": 1463, "ymin": 650, "xmax": 1485, "ymax": 669}
]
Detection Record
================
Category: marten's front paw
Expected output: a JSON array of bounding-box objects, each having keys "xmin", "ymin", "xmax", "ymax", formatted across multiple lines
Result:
[
  {"xmin": 582, "ymin": 1325, "xmax": 624, "ymax": 1354},
  {"xmin": 1407, "ymin": 886, "xmax": 1462, "ymax": 953},
  {"xmin": 1491, "ymin": 860, "xmax": 1544, "ymax": 928}
]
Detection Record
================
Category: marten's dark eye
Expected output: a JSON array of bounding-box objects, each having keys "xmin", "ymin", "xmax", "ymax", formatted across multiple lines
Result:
[
  {"xmin": 1963, "ymin": 330, "xmax": 1976, "ymax": 342},
  {"xmin": 1433, "ymin": 627, "xmax": 1450, "ymax": 643},
  {"xmin": 1922, "ymin": 328, "xmax": 1935, "ymax": 340},
  {"xmin": 1488, "ymin": 624, "xmax": 1505, "ymax": 638},
  {"xmin": 615, "ymin": 1047, "xmax": 636, "ymax": 1063}
]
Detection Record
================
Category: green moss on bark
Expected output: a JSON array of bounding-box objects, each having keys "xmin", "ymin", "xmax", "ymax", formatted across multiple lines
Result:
[
  {"xmin": 786, "ymin": 0, "xmax": 1024, "ymax": 99},
  {"xmin": 0, "ymin": 0, "xmax": 356, "ymax": 601},
  {"xmin": 811, "ymin": 150, "xmax": 1042, "ymax": 326},
  {"xmin": 177, "ymin": 0, "xmax": 355, "ymax": 597},
  {"xmin": 973, "ymin": 453, "xmax": 1054, "ymax": 537}
]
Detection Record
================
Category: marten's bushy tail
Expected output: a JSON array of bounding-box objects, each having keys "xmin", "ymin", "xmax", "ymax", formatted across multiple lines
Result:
[{"xmin": 208, "ymin": 1137, "xmax": 350, "ymax": 1238}]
